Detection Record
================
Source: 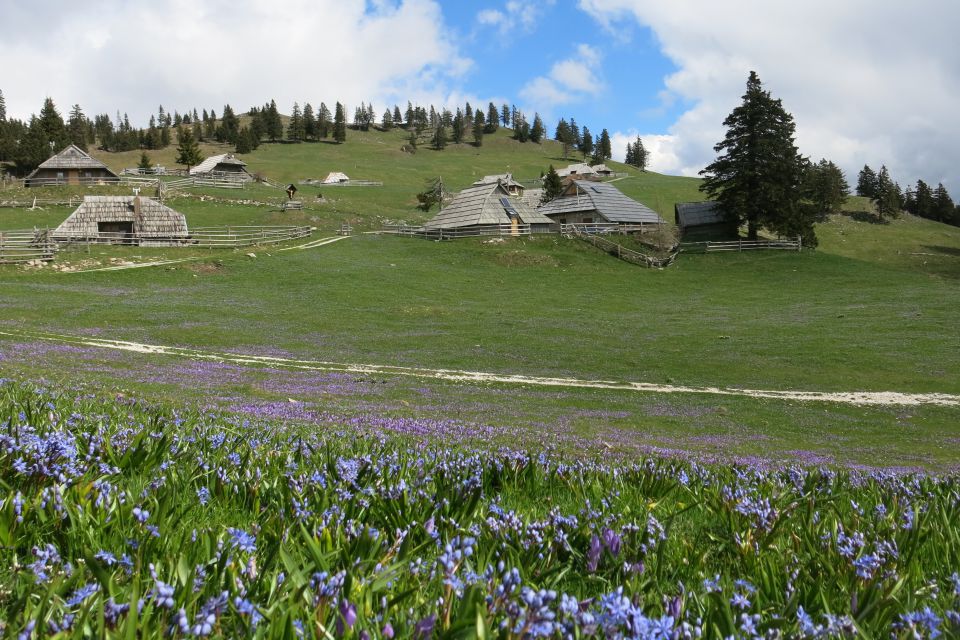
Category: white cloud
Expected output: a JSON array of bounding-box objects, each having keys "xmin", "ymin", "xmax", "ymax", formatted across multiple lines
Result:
[
  {"xmin": 578, "ymin": 0, "xmax": 960, "ymax": 189},
  {"xmin": 1, "ymin": 0, "xmax": 470, "ymax": 127},
  {"xmin": 477, "ymin": 1, "xmax": 553, "ymax": 35},
  {"xmin": 519, "ymin": 44, "xmax": 604, "ymax": 114}
]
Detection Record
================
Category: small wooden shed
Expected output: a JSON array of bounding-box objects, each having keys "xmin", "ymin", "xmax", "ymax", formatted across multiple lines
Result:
[
  {"xmin": 556, "ymin": 163, "xmax": 597, "ymax": 179},
  {"xmin": 52, "ymin": 195, "xmax": 189, "ymax": 246},
  {"xmin": 25, "ymin": 145, "xmax": 119, "ymax": 187},
  {"xmin": 322, "ymin": 172, "xmax": 350, "ymax": 184},
  {"xmin": 674, "ymin": 201, "xmax": 738, "ymax": 241},
  {"xmin": 423, "ymin": 182, "xmax": 554, "ymax": 234}
]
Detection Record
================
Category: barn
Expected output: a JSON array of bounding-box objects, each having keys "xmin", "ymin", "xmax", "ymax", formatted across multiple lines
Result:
[
  {"xmin": 25, "ymin": 145, "xmax": 119, "ymax": 187},
  {"xmin": 189, "ymin": 154, "xmax": 251, "ymax": 180},
  {"xmin": 423, "ymin": 181, "xmax": 554, "ymax": 234},
  {"xmin": 537, "ymin": 180, "xmax": 664, "ymax": 229},
  {"xmin": 52, "ymin": 195, "xmax": 189, "ymax": 246},
  {"xmin": 674, "ymin": 201, "xmax": 738, "ymax": 241}
]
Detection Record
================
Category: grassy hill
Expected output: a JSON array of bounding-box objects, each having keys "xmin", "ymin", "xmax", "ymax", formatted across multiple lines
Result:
[{"xmin": 1, "ymin": 126, "xmax": 959, "ymax": 469}]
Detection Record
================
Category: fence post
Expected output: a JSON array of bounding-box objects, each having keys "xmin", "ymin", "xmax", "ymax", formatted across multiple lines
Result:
[
  {"xmin": 738, "ymin": 239, "xmax": 742, "ymax": 252},
  {"xmin": 797, "ymin": 235, "xmax": 802, "ymax": 251}
]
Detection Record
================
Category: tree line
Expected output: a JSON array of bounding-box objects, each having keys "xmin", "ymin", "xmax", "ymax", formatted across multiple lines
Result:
[{"xmin": 856, "ymin": 165, "xmax": 959, "ymax": 227}]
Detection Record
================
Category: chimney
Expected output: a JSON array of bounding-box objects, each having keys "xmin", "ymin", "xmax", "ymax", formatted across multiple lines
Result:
[{"xmin": 134, "ymin": 195, "xmax": 141, "ymax": 218}]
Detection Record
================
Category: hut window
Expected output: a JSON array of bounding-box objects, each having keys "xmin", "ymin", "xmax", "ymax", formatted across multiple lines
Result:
[{"xmin": 500, "ymin": 197, "xmax": 519, "ymax": 218}]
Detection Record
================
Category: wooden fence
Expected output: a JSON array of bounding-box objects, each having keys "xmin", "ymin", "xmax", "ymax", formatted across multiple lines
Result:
[
  {"xmin": 21, "ymin": 177, "xmax": 122, "ymax": 188},
  {"xmin": 53, "ymin": 226, "xmax": 312, "ymax": 249},
  {"xmin": 383, "ymin": 224, "xmax": 535, "ymax": 239},
  {"xmin": 680, "ymin": 237, "xmax": 802, "ymax": 253},
  {"xmin": 565, "ymin": 226, "xmax": 679, "ymax": 269},
  {"xmin": 0, "ymin": 229, "xmax": 57, "ymax": 263}
]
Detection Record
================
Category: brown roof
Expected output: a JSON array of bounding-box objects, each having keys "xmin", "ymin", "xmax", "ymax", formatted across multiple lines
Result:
[
  {"xmin": 30, "ymin": 144, "xmax": 116, "ymax": 173},
  {"xmin": 52, "ymin": 196, "xmax": 188, "ymax": 239}
]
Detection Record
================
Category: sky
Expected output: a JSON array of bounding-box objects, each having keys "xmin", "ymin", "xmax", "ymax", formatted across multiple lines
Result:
[{"xmin": 3, "ymin": 0, "xmax": 959, "ymax": 191}]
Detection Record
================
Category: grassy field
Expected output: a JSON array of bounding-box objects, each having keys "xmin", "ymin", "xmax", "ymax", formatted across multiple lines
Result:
[{"xmin": 1, "ymin": 128, "xmax": 959, "ymax": 470}]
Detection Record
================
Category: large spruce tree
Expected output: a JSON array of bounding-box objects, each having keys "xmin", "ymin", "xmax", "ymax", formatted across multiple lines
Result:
[
  {"xmin": 333, "ymin": 102, "xmax": 347, "ymax": 143},
  {"xmin": 174, "ymin": 127, "xmax": 203, "ymax": 170},
  {"xmin": 699, "ymin": 71, "xmax": 806, "ymax": 241}
]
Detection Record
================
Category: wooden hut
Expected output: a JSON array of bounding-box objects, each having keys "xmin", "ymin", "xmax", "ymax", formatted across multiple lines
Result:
[
  {"xmin": 322, "ymin": 172, "xmax": 350, "ymax": 184},
  {"xmin": 537, "ymin": 180, "xmax": 664, "ymax": 228},
  {"xmin": 590, "ymin": 164, "xmax": 614, "ymax": 177},
  {"xmin": 473, "ymin": 173, "xmax": 525, "ymax": 196},
  {"xmin": 25, "ymin": 144, "xmax": 119, "ymax": 187},
  {"xmin": 52, "ymin": 195, "xmax": 189, "ymax": 246},
  {"xmin": 674, "ymin": 201, "xmax": 738, "ymax": 240},
  {"xmin": 423, "ymin": 182, "xmax": 554, "ymax": 234},
  {"xmin": 556, "ymin": 163, "xmax": 598, "ymax": 180},
  {"xmin": 189, "ymin": 154, "xmax": 251, "ymax": 180}
]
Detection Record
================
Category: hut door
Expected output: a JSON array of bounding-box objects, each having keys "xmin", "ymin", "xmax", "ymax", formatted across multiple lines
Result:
[
  {"xmin": 511, "ymin": 216, "xmax": 519, "ymax": 236},
  {"xmin": 98, "ymin": 221, "xmax": 134, "ymax": 243}
]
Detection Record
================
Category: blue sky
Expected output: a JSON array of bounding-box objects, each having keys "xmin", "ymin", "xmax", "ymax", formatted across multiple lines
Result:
[{"xmin": 2, "ymin": 0, "xmax": 958, "ymax": 190}]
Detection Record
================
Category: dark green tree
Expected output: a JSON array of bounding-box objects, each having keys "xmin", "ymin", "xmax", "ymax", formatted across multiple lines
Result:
[
  {"xmin": 625, "ymin": 136, "xmax": 647, "ymax": 171},
  {"xmin": 417, "ymin": 176, "xmax": 444, "ymax": 211},
  {"xmin": 487, "ymin": 103, "xmax": 499, "ymax": 133},
  {"xmin": 303, "ymin": 103, "xmax": 317, "ymax": 140},
  {"xmin": 699, "ymin": 71, "xmax": 806, "ymax": 241},
  {"xmin": 908, "ymin": 179, "xmax": 934, "ymax": 219},
  {"xmin": 451, "ymin": 109, "xmax": 464, "ymax": 143},
  {"xmin": 218, "ymin": 104, "xmax": 240, "ymax": 144},
  {"xmin": 266, "ymin": 100, "xmax": 283, "ymax": 142},
  {"xmin": 36, "ymin": 97, "xmax": 69, "ymax": 152},
  {"xmin": 932, "ymin": 183, "xmax": 954, "ymax": 223},
  {"xmin": 382, "ymin": 109, "xmax": 394, "ymax": 131},
  {"xmin": 804, "ymin": 159, "xmax": 848, "ymax": 216},
  {"xmin": 393, "ymin": 105, "xmax": 403, "ymax": 126},
  {"xmin": 174, "ymin": 127, "xmax": 203, "ymax": 170},
  {"xmin": 472, "ymin": 110, "xmax": 485, "ymax": 147},
  {"xmin": 67, "ymin": 104, "xmax": 88, "ymax": 151},
  {"xmin": 569, "ymin": 118, "xmax": 581, "ymax": 148},
  {"xmin": 580, "ymin": 127, "xmax": 594, "ymax": 161},
  {"xmin": 540, "ymin": 165, "xmax": 564, "ymax": 204},
  {"xmin": 287, "ymin": 102, "xmax": 304, "ymax": 142},
  {"xmin": 333, "ymin": 102, "xmax": 347, "ymax": 143},
  {"xmin": 431, "ymin": 123, "xmax": 447, "ymax": 150},
  {"xmin": 530, "ymin": 113, "xmax": 545, "ymax": 143},
  {"xmin": 873, "ymin": 165, "xmax": 902, "ymax": 220},
  {"xmin": 318, "ymin": 103, "xmax": 331, "ymax": 138},
  {"xmin": 856, "ymin": 165, "xmax": 878, "ymax": 199},
  {"xmin": 138, "ymin": 152, "xmax": 152, "ymax": 171},
  {"xmin": 555, "ymin": 119, "xmax": 573, "ymax": 158},
  {"xmin": 595, "ymin": 129, "xmax": 612, "ymax": 162}
]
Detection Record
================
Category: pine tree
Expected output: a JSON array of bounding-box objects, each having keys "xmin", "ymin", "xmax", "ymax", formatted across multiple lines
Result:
[
  {"xmin": 382, "ymin": 109, "xmax": 394, "ymax": 131},
  {"xmin": 0, "ymin": 89, "xmax": 6, "ymax": 122},
  {"xmin": 393, "ymin": 105, "xmax": 403, "ymax": 126},
  {"xmin": 540, "ymin": 165, "xmax": 564, "ymax": 204},
  {"xmin": 932, "ymin": 183, "xmax": 954, "ymax": 223},
  {"xmin": 464, "ymin": 102, "xmax": 473, "ymax": 120},
  {"xmin": 804, "ymin": 159, "xmax": 848, "ymax": 216},
  {"xmin": 287, "ymin": 102, "xmax": 304, "ymax": 142},
  {"xmin": 530, "ymin": 113, "xmax": 545, "ymax": 143},
  {"xmin": 333, "ymin": 102, "xmax": 347, "ymax": 143},
  {"xmin": 266, "ymin": 100, "xmax": 283, "ymax": 142},
  {"xmin": 580, "ymin": 128, "xmax": 594, "ymax": 162},
  {"xmin": 555, "ymin": 120, "xmax": 574, "ymax": 159},
  {"xmin": 626, "ymin": 136, "xmax": 647, "ymax": 171},
  {"xmin": 219, "ymin": 104, "xmax": 240, "ymax": 144},
  {"xmin": 472, "ymin": 110, "xmax": 485, "ymax": 147},
  {"xmin": 431, "ymin": 123, "xmax": 447, "ymax": 150},
  {"xmin": 569, "ymin": 118, "xmax": 581, "ymax": 148},
  {"xmin": 910, "ymin": 179, "xmax": 934, "ymax": 219},
  {"xmin": 486, "ymin": 103, "xmax": 499, "ymax": 133},
  {"xmin": 37, "ymin": 97, "xmax": 69, "ymax": 153},
  {"xmin": 699, "ymin": 71, "xmax": 807, "ymax": 241},
  {"xmin": 303, "ymin": 103, "xmax": 317, "ymax": 140},
  {"xmin": 174, "ymin": 127, "xmax": 203, "ymax": 170},
  {"xmin": 873, "ymin": 165, "xmax": 901, "ymax": 221},
  {"xmin": 67, "ymin": 104, "xmax": 88, "ymax": 151},
  {"xmin": 856, "ymin": 165, "xmax": 879, "ymax": 199},
  {"xmin": 501, "ymin": 104, "xmax": 510, "ymax": 127},
  {"xmin": 138, "ymin": 152, "xmax": 152, "ymax": 171},
  {"xmin": 318, "ymin": 103, "xmax": 331, "ymax": 138},
  {"xmin": 451, "ymin": 109, "xmax": 464, "ymax": 144}
]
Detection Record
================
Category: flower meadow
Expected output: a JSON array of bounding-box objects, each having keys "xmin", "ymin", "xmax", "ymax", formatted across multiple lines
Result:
[{"xmin": 1, "ymin": 380, "xmax": 959, "ymax": 639}]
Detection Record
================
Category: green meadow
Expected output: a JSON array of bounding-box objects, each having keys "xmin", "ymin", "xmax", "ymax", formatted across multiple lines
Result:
[{"xmin": 1, "ymin": 128, "xmax": 959, "ymax": 469}]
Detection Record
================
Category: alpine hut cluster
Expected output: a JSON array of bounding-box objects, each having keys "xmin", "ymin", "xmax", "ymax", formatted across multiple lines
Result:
[
  {"xmin": 52, "ymin": 196, "xmax": 189, "ymax": 246},
  {"xmin": 25, "ymin": 145, "xmax": 119, "ymax": 187}
]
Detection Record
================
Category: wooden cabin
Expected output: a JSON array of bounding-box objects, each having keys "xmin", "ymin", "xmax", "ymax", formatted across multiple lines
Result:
[
  {"xmin": 537, "ymin": 180, "xmax": 664, "ymax": 228},
  {"xmin": 25, "ymin": 145, "xmax": 119, "ymax": 187},
  {"xmin": 423, "ymin": 182, "xmax": 554, "ymax": 234},
  {"xmin": 472, "ymin": 173, "xmax": 525, "ymax": 197},
  {"xmin": 52, "ymin": 195, "xmax": 189, "ymax": 246},
  {"xmin": 189, "ymin": 154, "xmax": 252, "ymax": 180}
]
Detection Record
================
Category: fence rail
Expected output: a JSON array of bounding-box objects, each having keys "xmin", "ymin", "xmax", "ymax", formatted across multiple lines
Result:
[
  {"xmin": 22, "ymin": 177, "xmax": 122, "ymax": 187},
  {"xmin": 0, "ymin": 229, "xmax": 57, "ymax": 263},
  {"xmin": 382, "ymin": 224, "xmax": 535, "ymax": 240},
  {"xmin": 565, "ymin": 226, "xmax": 678, "ymax": 269},
  {"xmin": 52, "ymin": 226, "xmax": 312, "ymax": 248},
  {"xmin": 680, "ymin": 237, "xmax": 802, "ymax": 253}
]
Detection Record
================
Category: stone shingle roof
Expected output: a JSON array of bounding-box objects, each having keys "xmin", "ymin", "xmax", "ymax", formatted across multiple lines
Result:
[
  {"xmin": 33, "ymin": 144, "xmax": 115, "ymax": 172},
  {"xmin": 52, "ymin": 196, "xmax": 188, "ymax": 239},
  {"xmin": 189, "ymin": 153, "xmax": 247, "ymax": 175}
]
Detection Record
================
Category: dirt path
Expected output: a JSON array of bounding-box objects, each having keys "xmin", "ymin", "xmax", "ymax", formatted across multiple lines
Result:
[
  {"xmin": 67, "ymin": 257, "xmax": 203, "ymax": 273},
  {"xmin": 2, "ymin": 329, "xmax": 957, "ymax": 407},
  {"xmin": 278, "ymin": 235, "xmax": 350, "ymax": 251}
]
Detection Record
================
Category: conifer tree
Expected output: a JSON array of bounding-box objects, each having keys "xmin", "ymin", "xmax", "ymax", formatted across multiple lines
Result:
[
  {"xmin": 933, "ymin": 183, "xmax": 954, "ymax": 222},
  {"xmin": 530, "ymin": 113, "xmax": 545, "ymax": 143},
  {"xmin": 540, "ymin": 165, "xmax": 564, "ymax": 204},
  {"xmin": 333, "ymin": 102, "xmax": 347, "ymax": 143},
  {"xmin": 303, "ymin": 103, "xmax": 317, "ymax": 140},
  {"xmin": 597, "ymin": 129, "xmax": 612, "ymax": 162},
  {"xmin": 266, "ymin": 100, "xmax": 283, "ymax": 142},
  {"xmin": 580, "ymin": 128, "xmax": 594, "ymax": 161},
  {"xmin": 286, "ymin": 102, "xmax": 304, "ymax": 142},
  {"xmin": 138, "ymin": 152, "xmax": 152, "ymax": 171},
  {"xmin": 318, "ymin": 103, "xmax": 331, "ymax": 138},
  {"xmin": 472, "ymin": 110, "xmax": 485, "ymax": 147},
  {"xmin": 501, "ymin": 104, "xmax": 510, "ymax": 127},
  {"xmin": 451, "ymin": 109, "xmax": 464, "ymax": 144},
  {"xmin": 393, "ymin": 105, "xmax": 403, "ymax": 126},
  {"xmin": 464, "ymin": 102, "xmax": 472, "ymax": 120},
  {"xmin": 873, "ymin": 166, "xmax": 902, "ymax": 221},
  {"xmin": 67, "ymin": 104, "xmax": 88, "ymax": 151},
  {"xmin": 174, "ymin": 127, "xmax": 203, "ymax": 170},
  {"xmin": 569, "ymin": 118, "xmax": 581, "ymax": 148},
  {"xmin": 431, "ymin": 123, "xmax": 447, "ymax": 150},
  {"xmin": 382, "ymin": 109, "xmax": 394, "ymax": 131},
  {"xmin": 856, "ymin": 165, "xmax": 879, "ymax": 199},
  {"xmin": 487, "ymin": 103, "xmax": 499, "ymax": 132},
  {"xmin": 0, "ymin": 89, "xmax": 6, "ymax": 122},
  {"xmin": 804, "ymin": 159, "xmax": 848, "ymax": 216},
  {"xmin": 37, "ymin": 97, "xmax": 69, "ymax": 152},
  {"xmin": 910, "ymin": 179, "xmax": 934, "ymax": 219},
  {"xmin": 699, "ymin": 71, "xmax": 807, "ymax": 241}
]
